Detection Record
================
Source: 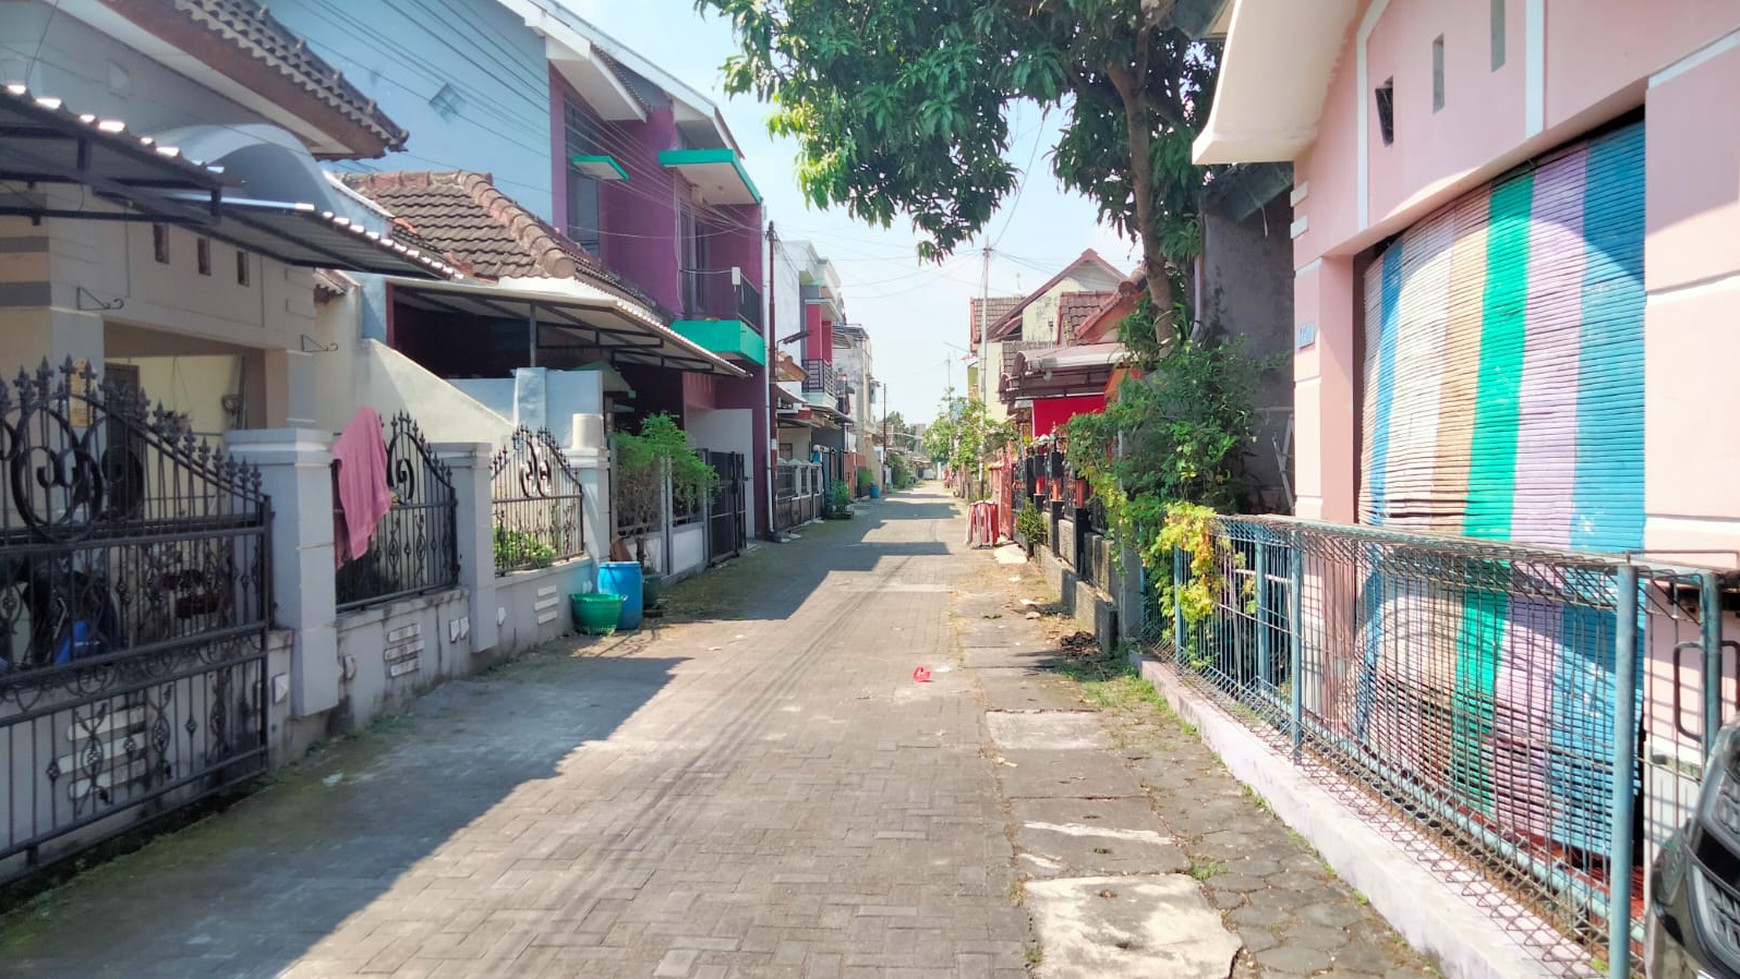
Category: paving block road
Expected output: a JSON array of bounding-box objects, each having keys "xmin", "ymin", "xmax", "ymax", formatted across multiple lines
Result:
[{"xmin": 0, "ymin": 487, "xmax": 1436, "ymax": 978}]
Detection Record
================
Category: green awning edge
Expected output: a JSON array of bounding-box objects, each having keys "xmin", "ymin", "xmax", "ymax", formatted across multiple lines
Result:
[{"xmin": 656, "ymin": 148, "xmax": 762, "ymax": 204}]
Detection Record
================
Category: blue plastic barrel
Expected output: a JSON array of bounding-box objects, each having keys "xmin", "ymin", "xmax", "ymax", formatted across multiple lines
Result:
[
  {"xmin": 869, "ymin": 485, "xmax": 881, "ymax": 499},
  {"xmin": 596, "ymin": 561, "xmax": 645, "ymax": 630}
]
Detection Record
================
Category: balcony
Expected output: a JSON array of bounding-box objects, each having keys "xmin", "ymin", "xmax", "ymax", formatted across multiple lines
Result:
[
  {"xmin": 802, "ymin": 358, "xmax": 847, "ymax": 413},
  {"xmin": 671, "ymin": 267, "xmax": 765, "ymax": 366}
]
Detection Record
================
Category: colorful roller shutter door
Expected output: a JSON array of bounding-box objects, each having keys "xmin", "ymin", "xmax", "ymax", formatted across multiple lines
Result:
[
  {"xmin": 1359, "ymin": 122, "xmax": 1645, "ymax": 549},
  {"xmin": 1355, "ymin": 122, "xmax": 1645, "ymax": 857}
]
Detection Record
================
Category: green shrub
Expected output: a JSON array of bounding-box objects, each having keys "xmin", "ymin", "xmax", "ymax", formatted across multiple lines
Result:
[
  {"xmin": 1015, "ymin": 507, "xmax": 1048, "ymax": 547},
  {"xmin": 494, "ymin": 526, "xmax": 556, "ymax": 571},
  {"xmin": 823, "ymin": 481, "xmax": 853, "ymax": 519}
]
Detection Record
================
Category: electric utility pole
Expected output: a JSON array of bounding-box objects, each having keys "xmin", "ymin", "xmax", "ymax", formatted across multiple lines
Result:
[{"xmin": 977, "ymin": 242, "xmax": 992, "ymax": 406}]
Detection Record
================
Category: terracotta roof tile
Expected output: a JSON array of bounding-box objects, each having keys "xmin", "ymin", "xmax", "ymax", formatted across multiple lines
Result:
[
  {"xmin": 969, "ymin": 295, "xmax": 1022, "ymax": 344},
  {"xmin": 1050, "ymin": 293, "xmax": 1106, "ymax": 332},
  {"xmin": 108, "ymin": 0, "xmax": 407, "ymax": 155},
  {"xmin": 985, "ymin": 249, "xmax": 1127, "ymax": 341},
  {"xmin": 340, "ymin": 171, "xmax": 668, "ymax": 317}
]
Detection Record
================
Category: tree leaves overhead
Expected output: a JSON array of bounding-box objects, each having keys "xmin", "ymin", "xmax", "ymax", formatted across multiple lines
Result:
[{"xmin": 701, "ymin": 0, "xmax": 1221, "ymax": 280}]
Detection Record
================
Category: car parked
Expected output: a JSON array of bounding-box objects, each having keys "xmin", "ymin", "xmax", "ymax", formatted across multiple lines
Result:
[{"xmin": 1648, "ymin": 718, "xmax": 1740, "ymax": 979}]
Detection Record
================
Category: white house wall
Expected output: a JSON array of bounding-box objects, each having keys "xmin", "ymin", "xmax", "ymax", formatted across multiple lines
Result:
[
  {"xmin": 770, "ymin": 238, "xmax": 805, "ymax": 361},
  {"xmin": 341, "ymin": 338, "xmax": 516, "ymax": 444},
  {"xmin": 686, "ymin": 405, "xmax": 759, "ymax": 539},
  {"xmin": 1018, "ymin": 266, "xmax": 1125, "ymax": 343},
  {"xmin": 0, "ymin": 2, "xmax": 270, "ymax": 140},
  {"xmin": 0, "ymin": 194, "xmax": 316, "ymax": 427}
]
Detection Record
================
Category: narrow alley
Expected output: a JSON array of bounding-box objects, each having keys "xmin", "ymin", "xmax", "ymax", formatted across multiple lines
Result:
[{"xmin": 0, "ymin": 490, "xmax": 1429, "ymax": 978}]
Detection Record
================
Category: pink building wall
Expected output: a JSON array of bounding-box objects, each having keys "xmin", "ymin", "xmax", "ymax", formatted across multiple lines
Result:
[
  {"xmin": 545, "ymin": 70, "xmax": 772, "ymax": 538},
  {"xmin": 1289, "ymin": 3, "xmax": 1740, "ymax": 558},
  {"xmin": 548, "ymin": 68, "xmax": 684, "ymax": 313},
  {"xmin": 803, "ymin": 304, "xmax": 833, "ymax": 363}
]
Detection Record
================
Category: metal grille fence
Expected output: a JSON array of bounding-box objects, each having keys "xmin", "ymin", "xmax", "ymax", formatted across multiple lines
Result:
[
  {"xmin": 1148, "ymin": 514, "xmax": 1740, "ymax": 977},
  {"xmin": 490, "ymin": 427, "xmax": 584, "ymax": 575},
  {"xmin": 774, "ymin": 462, "xmax": 822, "ymax": 532},
  {"xmin": 0, "ymin": 361, "xmax": 269, "ymax": 883},
  {"xmin": 335, "ymin": 413, "xmax": 459, "ymax": 612}
]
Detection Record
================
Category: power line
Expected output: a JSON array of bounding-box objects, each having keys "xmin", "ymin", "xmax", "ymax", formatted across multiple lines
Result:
[{"xmin": 992, "ymin": 106, "xmax": 1048, "ymax": 249}]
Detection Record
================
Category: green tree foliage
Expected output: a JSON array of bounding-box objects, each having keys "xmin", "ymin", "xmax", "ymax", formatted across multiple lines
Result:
[
  {"xmin": 1062, "ymin": 297, "xmax": 1271, "ymax": 553},
  {"xmin": 612, "ymin": 414, "xmax": 718, "ymax": 565},
  {"xmin": 923, "ymin": 397, "xmax": 1016, "ymax": 499},
  {"xmin": 925, "ymin": 398, "xmax": 1014, "ymax": 477},
  {"xmin": 700, "ymin": 0, "xmax": 1219, "ymax": 316},
  {"xmin": 887, "ymin": 451, "xmax": 915, "ymax": 489}
]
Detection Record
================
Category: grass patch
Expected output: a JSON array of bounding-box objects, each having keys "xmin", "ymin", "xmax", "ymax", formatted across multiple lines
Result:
[
  {"xmin": 1188, "ymin": 859, "xmax": 1228, "ymax": 881},
  {"xmin": 1241, "ymin": 784, "xmax": 1272, "ymax": 814},
  {"xmin": 1024, "ymin": 945, "xmax": 1045, "ymax": 967}
]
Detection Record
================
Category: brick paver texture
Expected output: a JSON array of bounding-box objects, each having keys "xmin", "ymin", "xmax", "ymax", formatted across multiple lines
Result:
[{"xmin": 0, "ymin": 489, "xmax": 1034, "ymax": 978}]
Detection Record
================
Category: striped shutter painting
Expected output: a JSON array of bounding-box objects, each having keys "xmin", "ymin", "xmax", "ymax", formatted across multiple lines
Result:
[
  {"xmin": 1359, "ymin": 121, "xmax": 1646, "ymax": 549},
  {"xmin": 1353, "ymin": 122, "xmax": 1645, "ymax": 858}
]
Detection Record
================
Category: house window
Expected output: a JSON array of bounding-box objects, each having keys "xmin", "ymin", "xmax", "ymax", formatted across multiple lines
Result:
[
  {"xmin": 1432, "ymin": 36, "xmax": 1446, "ymax": 112},
  {"xmin": 679, "ymin": 206, "xmax": 708, "ymax": 317},
  {"xmin": 152, "ymin": 224, "xmax": 170, "ymax": 264},
  {"xmin": 1491, "ymin": 0, "xmax": 1506, "ymax": 69},
  {"xmin": 196, "ymin": 237, "xmax": 212, "ymax": 276},
  {"xmin": 1375, "ymin": 78, "xmax": 1396, "ymax": 145},
  {"xmin": 236, "ymin": 249, "xmax": 250, "ymax": 286},
  {"xmin": 563, "ymin": 102, "xmax": 603, "ymax": 254},
  {"xmin": 429, "ymin": 82, "xmax": 463, "ymax": 120}
]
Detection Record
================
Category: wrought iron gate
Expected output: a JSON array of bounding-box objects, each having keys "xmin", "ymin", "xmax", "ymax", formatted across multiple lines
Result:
[
  {"xmin": 490, "ymin": 427, "xmax": 585, "ymax": 574},
  {"xmin": 0, "ymin": 362, "xmax": 270, "ymax": 883},
  {"xmin": 704, "ymin": 450, "xmax": 745, "ymax": 563},
  {"xmin": 334, "ymin": 412, "xmax": 458, "ymax": 611}
]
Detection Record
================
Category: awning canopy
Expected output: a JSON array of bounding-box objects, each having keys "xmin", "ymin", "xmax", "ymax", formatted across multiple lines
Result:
[
  {"xmin": 385, "ymin": 276, "xmax": 747, "ymax": 378},
  {"xmin": 1019, "ymin": 343, "xmax": 1127, "ymax": 374},
  {"xmin": 570, "ymin": 155, "xmax": 628, "ymax": 181},
  {"xmin": 658, "ymin": 148, "xmax": 761, "ymax": 206},
  {"xmin": 187, "ymin": 197, "xmax": 456, "ymax": 278},
  {"xmin": 0, "ymin": 84, "xmax": 223, "ymax": 223},
  {"xmin": 0, "ymin": 93, "xmax": 456, "ymax": 280},
  {"xmin": 1192, "ymin": 0, "xmax": 1361, "ymax": 165}
]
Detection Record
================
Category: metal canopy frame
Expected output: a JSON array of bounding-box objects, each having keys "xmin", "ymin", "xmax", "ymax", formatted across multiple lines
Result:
[
  {"xmin": 186, "ymin": 197, "xmax": 454, "ymax": 279},
  {"xmin": 0, "ymin": 88, "xmax": 454, "ymax": 281},
  {"xmin": 0, "ymin": 86, "xmax": 224, "ymax": 225},
  {"xmin": 389, "ymin": 281, "xmax": 746, "ymax": 377}
]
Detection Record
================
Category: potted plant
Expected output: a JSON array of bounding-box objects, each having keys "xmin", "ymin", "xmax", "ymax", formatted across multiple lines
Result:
[
  {"xmin": 612, "ymin": 414, "xmax": 718, "ymax": 607},
  {"xmin": 822, "ymin": 480, "xmax": 853, "ymax": 519}
]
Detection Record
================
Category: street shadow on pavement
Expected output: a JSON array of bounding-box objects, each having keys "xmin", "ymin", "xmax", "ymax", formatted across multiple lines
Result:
[
  {"xmin": 0, "ymin": 649, "xmax": 685, "ymax": 979},
  {"xmin": 660, "ymin": 492, "xmax": 956, "ymax": 624}
]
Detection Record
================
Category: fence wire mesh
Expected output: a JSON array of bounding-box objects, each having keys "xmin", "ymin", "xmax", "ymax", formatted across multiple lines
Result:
[{"xmin": 1133, "ymin": 514, "xmax": 1740, "ymax": 978}]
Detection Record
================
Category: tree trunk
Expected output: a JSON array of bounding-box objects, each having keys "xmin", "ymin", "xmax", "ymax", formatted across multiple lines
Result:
[{"xmin": 1106, "ymin": 42, "xmax": 1175, "ymax": 344}]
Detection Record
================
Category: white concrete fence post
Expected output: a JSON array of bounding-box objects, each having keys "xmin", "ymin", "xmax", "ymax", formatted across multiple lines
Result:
[
  {"xmin": 568, "ymin": 410, "xmax": 608, "ymax": 576},
  {"xmin": 224, "ymin": 428, "xmax": 340, "ymax": 732},
  {"xmin": 435, "ymin": 442, "xmax": 498, "ymax": 663}
]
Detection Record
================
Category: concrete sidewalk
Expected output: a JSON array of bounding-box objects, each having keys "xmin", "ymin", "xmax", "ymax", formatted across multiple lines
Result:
[{"xmin": 953, "ymin": 552, "xmax": 1439, "ymax": 979}]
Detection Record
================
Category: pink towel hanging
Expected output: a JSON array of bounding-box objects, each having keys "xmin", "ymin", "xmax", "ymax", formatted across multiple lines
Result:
[{"xmin": 332, "ymin": 408, "xmax": 392, "ymax": 567}]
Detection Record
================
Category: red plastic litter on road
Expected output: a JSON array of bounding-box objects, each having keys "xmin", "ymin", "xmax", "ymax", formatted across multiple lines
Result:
[{"xmin": 912, "ymin": 666, "xmax": 932, "ymax": 683}]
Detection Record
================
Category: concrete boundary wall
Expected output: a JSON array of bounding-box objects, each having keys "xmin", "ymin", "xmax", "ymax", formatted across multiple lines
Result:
[{"xmin": 1136, "ymin": 653, "xmax": 1578, "ymax": 979}]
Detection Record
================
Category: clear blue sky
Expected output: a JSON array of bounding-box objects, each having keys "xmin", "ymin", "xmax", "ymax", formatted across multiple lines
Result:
[{"xmin": 567, "ymin": 0, "xmax": 1137, "ymax": 423}]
